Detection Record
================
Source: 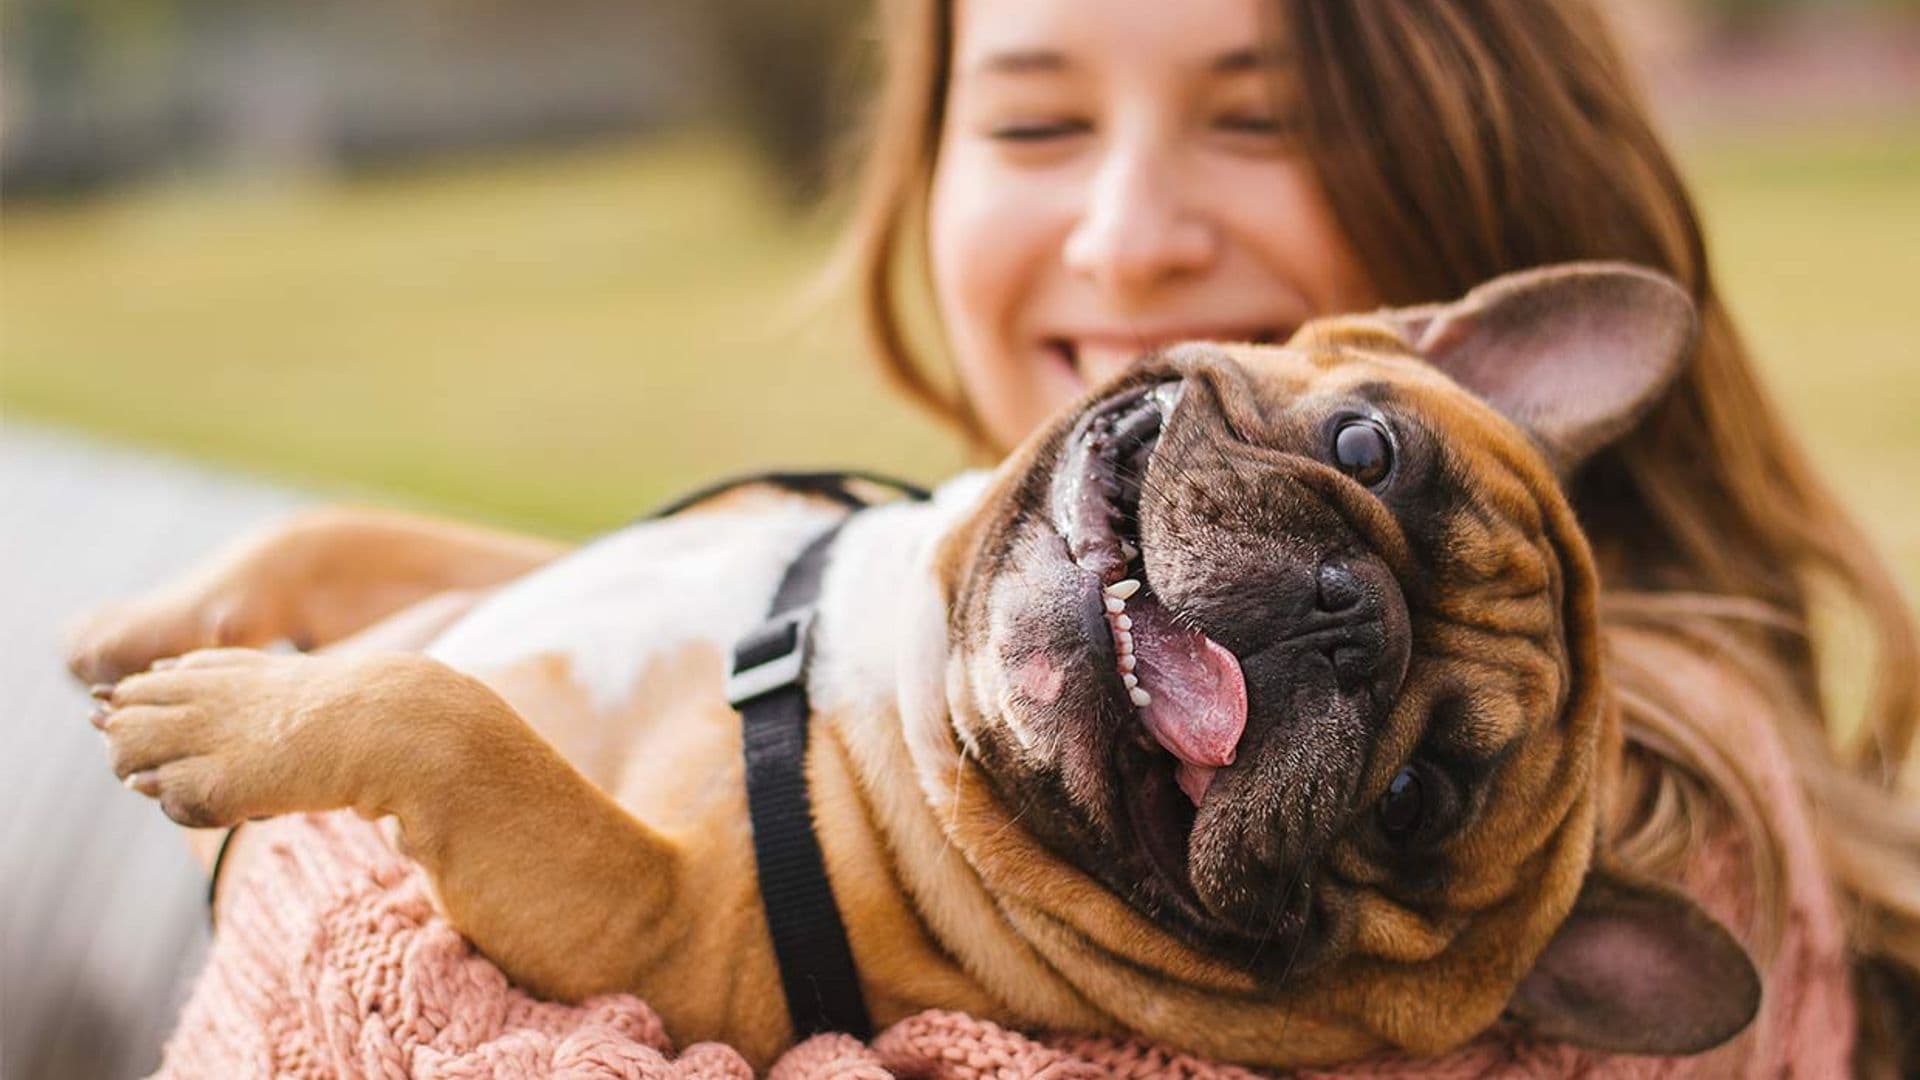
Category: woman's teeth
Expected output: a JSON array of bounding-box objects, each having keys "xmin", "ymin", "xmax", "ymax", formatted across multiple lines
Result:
[{"xmin": 1104, "ymin": 577, "xmax": 1150, "ymax": 707}]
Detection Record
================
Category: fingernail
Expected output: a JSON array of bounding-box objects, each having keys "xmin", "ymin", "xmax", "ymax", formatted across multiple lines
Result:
[
  {"xmin": 89, "ymin": 706, "xmax": 112, "ymax": 730},
  {"xmin": 125, "ymin": 771, "xmax": 157, "ymax": 795},
  {"xmin": 152, "ymin": 657, "xmax": 179, "ymax": 671},
  {"xmin": 89, "ymin": 683, "xmax": 114, "ymax": 701}
]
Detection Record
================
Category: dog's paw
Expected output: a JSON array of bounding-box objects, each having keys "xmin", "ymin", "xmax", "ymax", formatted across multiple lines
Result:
[
  {"xmin": 93, "ymin": 648, "xmax": 359, "ymax": 828},
  {"xmin": 66, "ymin": 575, "xmax": 280, "ymax": 687}
]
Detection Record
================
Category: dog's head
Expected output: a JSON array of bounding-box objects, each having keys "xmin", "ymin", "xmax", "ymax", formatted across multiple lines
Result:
[{"xmin": 933, "ymin": 263, "xmax": 1759, "ymax": 1060}]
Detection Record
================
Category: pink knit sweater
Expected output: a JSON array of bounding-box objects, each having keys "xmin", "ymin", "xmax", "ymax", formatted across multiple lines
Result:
[{"xmin": 155, "ymin": 703, "xmax": 1854, "ymax": 1078}]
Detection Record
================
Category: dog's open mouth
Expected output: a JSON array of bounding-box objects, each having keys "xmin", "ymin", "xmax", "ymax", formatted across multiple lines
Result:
[{"xmin": 1050, "ymin": 380, "xmax": 1250, "ymax": 815}]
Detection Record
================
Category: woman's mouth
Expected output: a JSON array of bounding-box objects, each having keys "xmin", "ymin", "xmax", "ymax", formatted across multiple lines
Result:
[{"xmin": 1045, "ymin": 328, "xmax": 1288, "ymax": 389}]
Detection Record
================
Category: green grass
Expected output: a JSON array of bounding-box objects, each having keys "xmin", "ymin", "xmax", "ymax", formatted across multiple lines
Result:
[
  {"xmin": 1685, "ymin": 125, "xmax": 1920, "ymax": 592},
  {"xmin": 3, "ymin": 125, "xmax": 1916, "ymax": 599},
  {"xmin": 1, "ymin": 135, "xmax": 960, "ymax": 537}
]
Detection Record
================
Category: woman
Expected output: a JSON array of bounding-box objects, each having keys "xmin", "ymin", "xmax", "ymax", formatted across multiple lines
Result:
[
  {"xmin": 840, "ymin": 1, "xmax": 1920, "ymax": 1067},
  {"xmin": 73, "ymin": 0, "xmax": 1918, "ymax": 1073}
]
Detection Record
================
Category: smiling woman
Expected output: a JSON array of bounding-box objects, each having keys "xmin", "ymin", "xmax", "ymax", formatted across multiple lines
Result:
[
  {"xmin": 839, "ymin": 0, "xmax": 1920, "ymax": 1072},
  {"xmin": 925, "ymin": 0, "xmax": 1375, "ymax": 450}
]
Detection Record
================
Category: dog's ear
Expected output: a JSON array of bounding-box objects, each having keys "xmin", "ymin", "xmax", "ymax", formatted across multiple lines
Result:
[
  {"xmin": 1380, "ymin": 262, "xmax": 1697, "ymax": 474},
  {"xmin": 1506, "ymin": 866, "xmax": 1761, "ymax": 1055}
]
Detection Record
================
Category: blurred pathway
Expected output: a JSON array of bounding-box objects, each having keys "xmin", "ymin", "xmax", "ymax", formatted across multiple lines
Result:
[{"xmin": 1, "ymin": 423, "xmax": 309, "ymax": 1079}]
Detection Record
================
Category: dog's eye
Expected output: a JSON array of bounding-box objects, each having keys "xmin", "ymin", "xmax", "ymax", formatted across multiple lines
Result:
[
  {"xmin": 1332, "ymin": 418, "xmax": 1394, "ymax": 488},
  {"xmin": 1378, "ymin": 761, "xmax": 1463, "ymax": 849},
  {"xmin": 1378, "ymin": 765, "xmax": 1427, "ymax": 839}
]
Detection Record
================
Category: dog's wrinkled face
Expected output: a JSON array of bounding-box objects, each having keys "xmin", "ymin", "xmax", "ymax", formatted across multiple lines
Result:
[
  {"xmin": 948, "ymin": 334, "xmax": 1587, "ymax": 964},
  {"xmin": 932, "ymin": 264, "xmax": 1758, "ymax": 1058}
]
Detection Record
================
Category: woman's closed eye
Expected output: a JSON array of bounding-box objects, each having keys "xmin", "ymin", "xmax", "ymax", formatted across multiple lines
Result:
[
  {"xmin": 1214, "ymin": 112, "xmax": 1282, "ymax": 132},
  {"xmin": 1210, "ymin": 110, "xmax": 1301, "ymax": 151},
  {"xmin": 988, "ymin": 118, "xmax": 1093, "ymax": 142},
  {"xmin": 988, "ymin": 114, "xmax": 1295, "ymax": 138}
]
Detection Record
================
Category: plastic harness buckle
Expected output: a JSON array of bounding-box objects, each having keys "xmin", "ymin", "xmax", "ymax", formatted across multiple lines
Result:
[{"xmin": 727, "ymin": 607, "xmax": 817, "ymax": 708}]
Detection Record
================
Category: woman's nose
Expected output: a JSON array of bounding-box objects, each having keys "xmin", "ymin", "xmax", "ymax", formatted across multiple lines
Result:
[{"xmin": 1063, "ymin": 150, "xmax": 1216, "ymax": 302}]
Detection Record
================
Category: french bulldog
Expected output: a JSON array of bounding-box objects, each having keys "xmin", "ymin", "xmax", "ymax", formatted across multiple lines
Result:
[{"xmin": 76, "ymin": 262, "xmax": 1759, "ymax": 1069}]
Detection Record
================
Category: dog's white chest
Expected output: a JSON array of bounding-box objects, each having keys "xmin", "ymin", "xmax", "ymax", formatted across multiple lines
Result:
[{"xmin": 426, "ymin": 500, "xmax": 845, "ymax": 711}]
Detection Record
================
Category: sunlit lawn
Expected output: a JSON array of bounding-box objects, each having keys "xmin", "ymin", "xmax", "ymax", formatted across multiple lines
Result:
[
  {"xmin": 1685, "ymin": 126, "xmax": 1920, "ymax": 593},
  {"xmin": 2, "ymin": 135, "xmax": 961, "ymax": 537},
  {"xmin": 4, "ymin": 127, "xmax": 1917, "ymax": 599}
]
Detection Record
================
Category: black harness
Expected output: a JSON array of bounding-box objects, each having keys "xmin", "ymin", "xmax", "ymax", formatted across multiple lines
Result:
[
  {"xmin": 713, "ymin": 471, "xmax": 929, "ymax": 1039},
  {"xmin": 211, "ymin": 469, "xmax": 931, "ymax": 1045}
]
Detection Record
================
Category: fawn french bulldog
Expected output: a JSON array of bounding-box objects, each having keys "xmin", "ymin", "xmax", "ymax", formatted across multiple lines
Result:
[{"xmin": 77, "ymin": 263, "xmax": 1758, "ymax": 1068}]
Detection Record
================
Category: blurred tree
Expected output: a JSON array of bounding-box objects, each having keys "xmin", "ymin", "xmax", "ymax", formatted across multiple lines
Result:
[
  {"xmin": 1697, "ymin": 0, "xmax": 1920, "ymax": 30},
  {"xmin": 12, "ymin": 0, "xmax": 1909, "ymax": 206},
  {"xmin": 695, "ymin": 0, "xmax": 869, "ymax": 207}
]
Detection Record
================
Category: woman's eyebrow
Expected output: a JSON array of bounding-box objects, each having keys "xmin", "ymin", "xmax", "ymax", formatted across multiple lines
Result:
[
  {"xmin": 970, "ymin": 49, "xmax": 1071, "ymax": 76},
  {"xmin": 1210, "ymin": 46, "xmax": 1292, "ymax": 74},
  {"xmin": 965, "ymin": 44, "xmax": 1289, "ymax": 78}
]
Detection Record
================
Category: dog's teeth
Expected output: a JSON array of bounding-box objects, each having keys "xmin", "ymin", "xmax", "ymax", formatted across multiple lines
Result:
[
  {"xmin": 1118, "ymin": 654, "xmax": 1136, "ymax": 673},
  {"xmin": 1116, "ymin": 631, "xmax": 1133, "ymax": 654},
  {"xmin": 1121, "ymin": 541, "xmax": 1140, "ymax": 561},
  {"xmin": 1104, "ymin": 578, "xmax": 1141, "ymax": 600},
  {"xmin": 1122, "ymin": 673, "xmax": 1138, "ymax": 690},
  {"xmin": 1129, "ymin": 687, "xmax": 1152, "ymax": 707},
  {"xmin": 1115, "ymin": 613, "xmax": 1132, "ymax": 631},
  {"xmin": 1103, "ymin": 596, "xmax": 1125, "ymax": 614}
]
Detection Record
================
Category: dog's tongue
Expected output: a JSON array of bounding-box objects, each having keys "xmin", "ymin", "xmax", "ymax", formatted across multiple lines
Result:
[{"xmin": 1127, "ymin": 598, "xmax": 1248, "ymax": 805}]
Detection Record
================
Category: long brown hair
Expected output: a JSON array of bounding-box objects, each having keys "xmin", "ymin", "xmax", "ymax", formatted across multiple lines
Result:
[{"xmin": 837, "ymin": 0, "xmax": 1920, "ymax": 1070}]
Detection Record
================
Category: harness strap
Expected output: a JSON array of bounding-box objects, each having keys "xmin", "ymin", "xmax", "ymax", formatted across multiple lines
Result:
[
  {"xmin": 723, "ymin": 469, "xmax": 929, "ymax": 1039},
  {"xmin": 729, "ymin": 520, "xmax": 871, "ymax": 1039},
  {"xmin": 638, "ymin": 469, "xmax": 931, "ymax": 522}
]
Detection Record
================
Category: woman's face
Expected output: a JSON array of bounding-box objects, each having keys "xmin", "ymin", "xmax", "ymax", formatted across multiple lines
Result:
[{"xmin": 929, "ymin": 0, "xmax": 1379, "ymax": 451}]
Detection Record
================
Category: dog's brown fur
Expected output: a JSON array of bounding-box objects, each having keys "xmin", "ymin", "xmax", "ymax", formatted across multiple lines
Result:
[{"xmin": 74, "ymin": 264, "xmax": 1760, "ymax": 1069}]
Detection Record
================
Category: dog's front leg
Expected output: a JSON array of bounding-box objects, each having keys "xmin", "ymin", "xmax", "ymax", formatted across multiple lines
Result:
[
  {"xmin": 96, "ymin": 647, "xmax": 679, "ymax": 1001},
  {"xmin": 67, "ymin": 506, "xmax": 567, "ymax": 684}
]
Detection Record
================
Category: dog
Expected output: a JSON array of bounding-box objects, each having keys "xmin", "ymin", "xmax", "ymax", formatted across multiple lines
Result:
[{"xmin": 72, "ymin": 263, "xmax": 1760, "ymax": 1069}]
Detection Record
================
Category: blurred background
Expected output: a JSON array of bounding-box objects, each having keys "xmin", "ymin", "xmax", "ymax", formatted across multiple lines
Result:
[
  {"xmin": 2, "ymin": 0, "xmax": 1916, "ymax": 561},
  {"xmin": 1, "ymin": 2, "xmax": 1917, "ymax": 1077}
]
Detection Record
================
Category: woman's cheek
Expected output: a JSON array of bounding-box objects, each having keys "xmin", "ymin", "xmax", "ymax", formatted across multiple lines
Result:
[
  {"xmin": 1217, "ymin": 157, "xmax": 1377, "ymax": 315},
  {"xmin": 933, "ymin": 150, "xmax": 1050, "ymax": 333},
  {"xmin": 930, "ymin": 148, "xmax": 1081, "ymax": 446}
]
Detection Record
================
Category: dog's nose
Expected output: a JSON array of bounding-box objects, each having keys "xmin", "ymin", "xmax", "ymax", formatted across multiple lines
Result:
[
  {"xmin": 1312, "ymin": 559, "xmax": 1411, "ymax": 699},
  {"xmin": 1315, "ymin": 562, "xmax": 1366, "ymax": 613}
]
